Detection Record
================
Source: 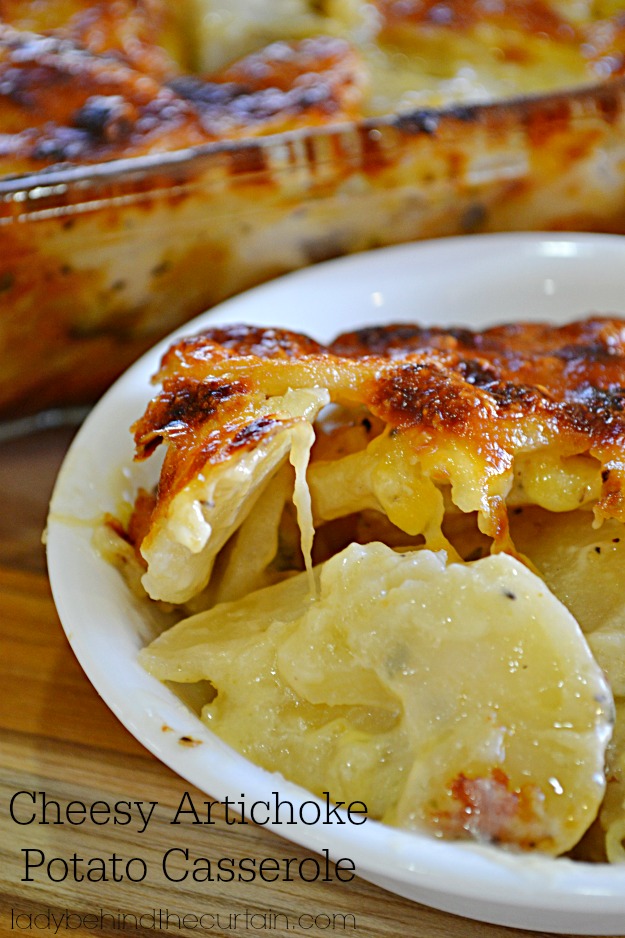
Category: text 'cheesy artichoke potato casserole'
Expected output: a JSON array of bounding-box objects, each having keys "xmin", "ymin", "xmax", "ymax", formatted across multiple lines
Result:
[
  {"xmin": 101, "ymin": 314, "xmax": 625, "ymax": 863},
  {"xmin": 4, "ymin": 0, "xmax": 625, "ymax": 415}
]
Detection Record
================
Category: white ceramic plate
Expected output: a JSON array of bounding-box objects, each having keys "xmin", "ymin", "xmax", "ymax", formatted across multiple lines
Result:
[{"xmin": 47, "ymin": 233, "xmax": 625, "ymax": 934}]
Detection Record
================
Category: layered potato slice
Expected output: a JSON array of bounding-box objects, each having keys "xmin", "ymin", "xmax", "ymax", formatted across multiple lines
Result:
[
  {"xmin": 125, "ymin": 316, "xmax": 625, "ymax": 856},
  {"xmin": 140, "ymin": 542, "xmax": 612, "ymax": 855},
  {"xmin": 137, "ymin": 384, "xmax": 328, "ymax": 603}
]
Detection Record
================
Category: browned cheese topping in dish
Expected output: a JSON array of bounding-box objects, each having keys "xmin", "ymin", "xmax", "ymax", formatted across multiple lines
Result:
[
  {"xmin": 1, "ymin": 0, "xmax": 625, "ymax": 173},
  {"xmin": 102, "ymin": 315, "xmax": 625, "ymax": 862},
  {"xmin": 4, "ymin": 2, "xmax": 625, "ymax": 420}
]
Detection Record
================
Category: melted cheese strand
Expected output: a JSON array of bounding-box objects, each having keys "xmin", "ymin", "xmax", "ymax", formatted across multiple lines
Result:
[{"xmin": 290, "ymin": 420, "xmax": 317, "ymax": 595}]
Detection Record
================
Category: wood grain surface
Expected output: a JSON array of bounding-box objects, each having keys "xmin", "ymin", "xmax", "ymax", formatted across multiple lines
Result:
[{"xmin": 0, "ymin": 427, "xmax": 619, "ymax": 938}]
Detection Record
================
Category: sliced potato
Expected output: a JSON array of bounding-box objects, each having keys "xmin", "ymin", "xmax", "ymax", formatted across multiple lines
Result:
[
  {"xmin": 510, "ymin": 507, "xmax": 625, "ymax": 696},
  {"xmin": 140, "ymin": 542, "xmax": 613, "ymax": 854},
  {"xmin": 140, "ymin": 387, "xmax": 327, "ymax": 604}
]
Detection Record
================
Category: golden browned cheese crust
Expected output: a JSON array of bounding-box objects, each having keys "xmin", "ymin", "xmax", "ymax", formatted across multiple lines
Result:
[
  {"xmin": 0, "ymin": 17, "xmax": 366, "ymax": 171},
  {"xmin": 0, "ymin": 25, "xmax": 206, "ymax": 165},
  {"xmin": 1, "ymin": 0, "xmax": 625, "ymax": 173},
  {"xmin": 0, "ymin": 0, "xmax": 180, "ymax": 75},
  {"xmin": 133, "ymin": 317, "xmax": 625, "ymax": 542}
]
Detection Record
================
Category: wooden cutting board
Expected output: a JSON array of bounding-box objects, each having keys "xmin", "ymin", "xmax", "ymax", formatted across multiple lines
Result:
[{"xmin": 0, "ymin": 427, "xmax": 613, "ymax": 938}]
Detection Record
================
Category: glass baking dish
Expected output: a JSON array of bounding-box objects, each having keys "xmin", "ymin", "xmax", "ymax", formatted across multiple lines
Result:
[{"xmin": 2, "ymin": 75, "xmax": 625, "ymax": 418}]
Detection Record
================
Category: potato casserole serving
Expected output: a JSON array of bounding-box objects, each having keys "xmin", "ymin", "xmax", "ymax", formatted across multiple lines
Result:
[{"xmin": 96, "ymin": 312, "xmax": 625, "ymax": 864}]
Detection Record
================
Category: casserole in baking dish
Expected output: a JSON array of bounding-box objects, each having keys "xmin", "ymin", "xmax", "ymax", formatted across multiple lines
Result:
[{"xmin": 2, "ymin": 0, "xmax": 625, "ymax": 415}]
